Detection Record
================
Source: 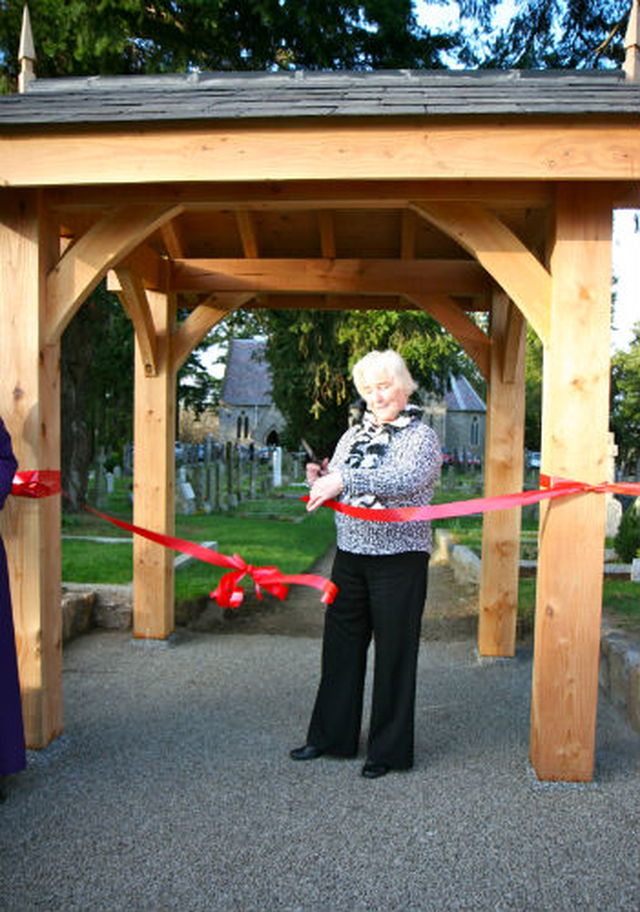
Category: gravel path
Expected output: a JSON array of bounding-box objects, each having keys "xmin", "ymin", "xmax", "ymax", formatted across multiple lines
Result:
[{"xmin": 1, "ymin": 606, "xmax": 638, "ymax": 911}]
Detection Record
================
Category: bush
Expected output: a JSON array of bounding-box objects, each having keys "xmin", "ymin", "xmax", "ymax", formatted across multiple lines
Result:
[{"xmin": 614, "ymin": 501, "xmax": 640, "ymax": 563}]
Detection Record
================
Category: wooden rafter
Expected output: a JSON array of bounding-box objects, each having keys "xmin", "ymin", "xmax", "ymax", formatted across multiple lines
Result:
[
  {"xmin": 45, "ymin": 203, "xmax": 182, "ymax": 344},
  {"xmin": 317, "ymin": 211, "xmax": 336, "ymax": 258},
  {"xmin": 235, "ymin": 211, "xmax": 260, "ymax": 258},
  {"xmin": 410, "ymin": 200, "xmax": 552, "ymax": 343}
]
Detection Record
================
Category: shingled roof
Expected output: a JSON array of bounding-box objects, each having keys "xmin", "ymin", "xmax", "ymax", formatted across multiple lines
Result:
[
  {"xmin": 445, "ymin": 374, "xmax": 486, "ymax": 412},
  {"xmin": 1, "ymin": 69, "xmax": 638, "ymax": 126},
  {"xmin": 221, "ymin": 338, "xmax": 272, "ymax": 407}
]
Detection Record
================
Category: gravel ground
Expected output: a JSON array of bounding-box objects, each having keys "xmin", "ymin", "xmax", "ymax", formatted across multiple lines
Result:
[{"xmin": 1, "ymin": 623, "xmax": 638, "ymax": 912}]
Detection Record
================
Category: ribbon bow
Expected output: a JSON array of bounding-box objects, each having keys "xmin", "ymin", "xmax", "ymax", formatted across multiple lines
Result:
[
  {"xmin": 11, "ymin": 470, "xmax": 61, "ymax": 499},
  {"xmin": 211, "ymin": 554, "xmax": 291, "ymax": 609}
]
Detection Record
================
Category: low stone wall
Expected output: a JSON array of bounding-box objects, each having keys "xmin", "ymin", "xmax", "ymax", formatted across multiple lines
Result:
[
  {"xmin": 600, "ymin": 624, "xmax": 640, "ymax": 732},
  {"xmin": 62, "ymin": 583, "xmax": 133, "ymax": 641}
]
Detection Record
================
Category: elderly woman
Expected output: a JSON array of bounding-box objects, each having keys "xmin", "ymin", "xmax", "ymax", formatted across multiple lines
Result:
[{"xmin": 291, "ymin": 350, "xmax": 442, "ymax": 778}]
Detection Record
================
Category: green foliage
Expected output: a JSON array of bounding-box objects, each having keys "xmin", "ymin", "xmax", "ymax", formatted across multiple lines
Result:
[
  {"xmin": 262, "ymin": 307, "xmax": 473, "ymax": 454},
  {"xmin": 457, "ymin": 0, "xmax": 630, "ymax": 69},
  {"xmin": 0, "ymin": 0, "xmax": 455, "ymax": 90},
  {"xmin": 614, "ymin": 500, "xmax": 640, "ymax": 564},
  {"xmin": 524, "ymin": 326, "xmax": 543, "ymax": 452},
  {"xmin": 62, "ymin": 490, "xmax": 336, "ymax": 602},
  {"xmin": 610, "ymin": 324, "xmax": 640, "ymax": 474},
  {"xmin": 61, "ymin": 282, "xmax": 134, "ymax": 509}
]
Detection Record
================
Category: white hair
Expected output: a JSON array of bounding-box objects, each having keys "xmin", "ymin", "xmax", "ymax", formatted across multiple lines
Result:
[{"xmin": 352, "ymin": 350, "xmax": 418, "ymax": 397}]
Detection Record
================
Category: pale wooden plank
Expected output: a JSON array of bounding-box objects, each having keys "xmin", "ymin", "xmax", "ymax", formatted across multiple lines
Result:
[
  {"xmin": 0, "ymin": 188, "xmax": 63, "ymax": 748},
  {"xmin": 2, "ymin": 120, "xmax": 637, "ymax": 187},
  {"xmin": 530, "ymin": 184, "xmax": 614, "ymax": 782},
  {"xmin": 132, "ymin": 291, "xmax": 176, "ymax": 640},
  {"xmin": 169, "ymin": 257, "xmax": 490, "ymax": 296}
]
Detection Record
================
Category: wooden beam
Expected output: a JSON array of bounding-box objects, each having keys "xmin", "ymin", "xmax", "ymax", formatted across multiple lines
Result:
[
  {"xmin": 47, "ymin": 179, "xmax": 556, "ymax": 211},
  {"xmin": 530, "ymin": 184, "xmax": 614, "ymax": 782},
  {"xmin": 478, "ymin": 292, "xmax": 526, "ymax": 656},
  {"xmin": 169, "ymin": 258, "xmax": 491, "ymax": 296},
  {"xmin": 235, "ymin": 210, "xmax": 260, "ymax": 258},
  {"xmin": 408, "ymin": 293, "xmax": 491, "ymax": 379},
  {"xmin": 171, "ymin": 294, "xmax": 252, "ymax": 372},
  {"xmin": 45, "ymin": 203, "xmax": 182, "ymax": 344},
  {"xmin": 114, "ymin": 266, "xmax": 159, "ymax": 377},
  {"xmin": 410, "ymin": 200, "xmax": 552, "ymax": 343},
  {"xmin": 132, "ymin": 290, "xmax": 176, "ymax": 640},
  {"xmin": 0, "ymin": 188, "xmax": 62, "ymax": 748},
  {"xmin": 3, "ymin": 119, "xmax": 638, "ymax": 187}
]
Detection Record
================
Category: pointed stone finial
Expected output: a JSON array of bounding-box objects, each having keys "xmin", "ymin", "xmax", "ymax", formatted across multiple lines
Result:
[
  {"xmin": 624, "ymin": 0, "xmax": 640, "ymax": 79},
  {"xmin": 18, "ymin": 4, "xmax": 36, "ymax": 93}
]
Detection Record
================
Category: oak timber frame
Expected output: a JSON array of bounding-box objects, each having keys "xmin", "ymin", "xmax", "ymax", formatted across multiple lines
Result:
[{"xmin": 0, "ymin": 112, "xmax": 638, "ymax": 782}]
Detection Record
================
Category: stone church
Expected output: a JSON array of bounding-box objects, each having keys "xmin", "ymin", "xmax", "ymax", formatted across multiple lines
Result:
[{"xmin": 219, "ymin": 338, "xmax": 485, "ymax": 460}]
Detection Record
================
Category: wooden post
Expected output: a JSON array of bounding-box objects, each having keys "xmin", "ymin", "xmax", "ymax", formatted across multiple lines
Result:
[
  {"xmin": 0, "ymin": 188, "xmax": 62, "ymax": 747},
  {"xmin": 530, "ymin": 184, "xmax": 614, "ymax": 781},
  {"xmin": 478, "ymin": 291, "xmax": 526, "ymax": 656},
  {"xmin": 132, "ymin": 290, "xmax": 176, "ymax": 639}
]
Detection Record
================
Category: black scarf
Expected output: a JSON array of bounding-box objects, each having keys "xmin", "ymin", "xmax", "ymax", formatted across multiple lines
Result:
[{"xmin": 342, "ymin": 404, "xmax": 423, "ymax": 509}]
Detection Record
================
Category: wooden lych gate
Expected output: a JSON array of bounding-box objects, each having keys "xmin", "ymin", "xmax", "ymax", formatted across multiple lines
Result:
[{"xmin": 1, "ymin": 6, "xmax": 638, "ymax": 782}]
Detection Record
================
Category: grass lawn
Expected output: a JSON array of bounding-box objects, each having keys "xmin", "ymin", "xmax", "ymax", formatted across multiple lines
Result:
[
  {"xmin": 63, "ymin": 484, "xmax": 335, "ymax": 602},
  {"xmin": 63, "ymin": 471, "xmax": 638, "ymax": 633}
]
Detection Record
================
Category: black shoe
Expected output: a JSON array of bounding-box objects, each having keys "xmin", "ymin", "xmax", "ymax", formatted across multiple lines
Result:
[
  {"xmin": 361, "ymin": 761, "xmax": 390, "ymax": 779},
  {"xmin": 290, "ymin": 744, "xmax": 324, "ymax": 761}
]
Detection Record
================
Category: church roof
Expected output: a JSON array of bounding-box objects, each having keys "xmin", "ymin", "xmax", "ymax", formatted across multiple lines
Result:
[
  {"xmin": 445, "ymin": 374, "xmax": 486, "ymax": 412},
  {"xmin": 1, "ymin": 69, "xmax": 638, "ymax": 127},
  {"xmin": 221, "ymin": 338, "xmax": 272, "ymax": 407}
]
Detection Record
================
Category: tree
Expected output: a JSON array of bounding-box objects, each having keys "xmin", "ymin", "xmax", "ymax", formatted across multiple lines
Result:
[
  {"xmin": 61, "ymin": 283, "xmax": 134, "ymax": 510},
  {"xmin": 610, "ymin": 324, "xmax": 640, "ymax": 477},
  {"xmin": 263, "ymin": 308, "xmax": 475, "ymax": 454},
  {"xmin": 0, "ymin": 0, "xmax": 456, "ymax": 91},
  {"xmin": 456, "ymin": 0, "xmax": 631, "ymax": 69}
]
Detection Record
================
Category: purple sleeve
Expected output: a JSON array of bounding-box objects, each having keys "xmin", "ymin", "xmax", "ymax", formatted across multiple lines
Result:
[{"xmin": 0, "ymin": 419, "xmax": 18, "ymax": 510}]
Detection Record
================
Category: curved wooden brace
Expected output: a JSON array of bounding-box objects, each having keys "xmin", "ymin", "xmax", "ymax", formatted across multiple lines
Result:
[
  {"xmin": 407, "ymin": 292, "xmax": 491, "ymax": 381},
  {"xmin": 45, "ymin": 203, "xmax": 183, "ymax": 344},
  {"xmin": 171, "ymin": 293, "xmax": 254, "ymax": 373},
  {"xmin": 410, "ymin": 200, "xmax": 551, "ymax": 344},
  {"xmin": 114, "ymin": 266, "xmax": 159, "ymax": 377}
]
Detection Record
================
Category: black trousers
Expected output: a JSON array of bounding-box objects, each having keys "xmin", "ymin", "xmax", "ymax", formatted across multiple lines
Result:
[{"xmin": 307, "ymin": 548, "xmax": 429, "ymax": 769}]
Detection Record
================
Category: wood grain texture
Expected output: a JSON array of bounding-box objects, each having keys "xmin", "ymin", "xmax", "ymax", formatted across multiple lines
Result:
[
  {"xmin": 0, "ymin": 188, "xmax": 62, "ymax": 748},
  {"xmin": 478, "ymin": 294, "xmax": 526, "ymax": 657},
  {"xmin": 530, "ymin": 183, "xmax": 614, "ymax": 782}
]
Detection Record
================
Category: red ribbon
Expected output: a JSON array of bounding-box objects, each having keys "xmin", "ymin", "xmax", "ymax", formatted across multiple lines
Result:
[
  {"xmin": 302, "ymin": 475, "xmax": 640, "ymax": 522},
  {"xmin": 9, "ymin": 472, "xmax": 336, "ymax": 609},
  {"xmin": 79, "ymin": 503, "xmax": 338, "ymax": 609},
  {"xmin": 10, "ymin": 468, "xmax": 638, "ymax": 607},
  {"xmin": 10, "ymin": 470, "xmax": 61, "ymax": 499}
]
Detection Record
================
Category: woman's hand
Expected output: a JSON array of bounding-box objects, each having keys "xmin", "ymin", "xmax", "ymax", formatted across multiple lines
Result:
[{"xmin": 306, "ymin": 471, "xmax": 343, "ymax": 512}]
